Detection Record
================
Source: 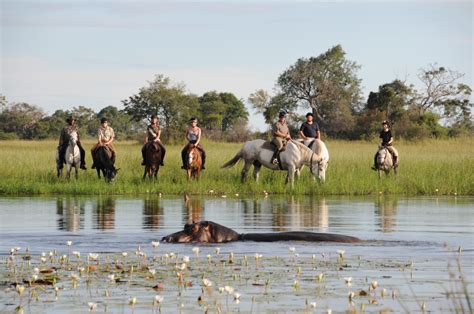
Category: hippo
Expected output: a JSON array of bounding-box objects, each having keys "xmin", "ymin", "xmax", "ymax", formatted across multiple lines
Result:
[{"xmin": 162, "ymin": 221, "xmax": 361, "ymax": 243}]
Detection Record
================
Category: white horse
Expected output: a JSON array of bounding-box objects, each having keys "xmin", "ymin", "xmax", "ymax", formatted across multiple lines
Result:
[
  {"xmin": 56, "ymin": 131, "xmax": 81, "ymax": 180},
  {"xmin": 375, "ymin": 146, "xmax": 397, "ymax": 178},
  {"xmin": 300, "ymin": 139, "xmax": 329, "ymax": 182},
  {"xmin": 222, "ymin": 139, "xmax": 322, "ymax": 187}
]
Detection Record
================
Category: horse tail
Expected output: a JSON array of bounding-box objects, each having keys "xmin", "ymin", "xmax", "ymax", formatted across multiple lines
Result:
[{"xmin": 222, "ymin": 150, "xmax": 243, "ymax": 168}]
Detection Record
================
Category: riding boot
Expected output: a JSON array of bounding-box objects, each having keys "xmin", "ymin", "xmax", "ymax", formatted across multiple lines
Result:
[
  {"xmin": 181, "ymin": 147, "xmax": 188, "ymax": 169},
  {"xmin": 78, "ymin": 144, "xmax": 87, "ymax": 170},
  {"xmin": 371, "ymin": 154, "xmax": 377, "ymax": 170},
  {"xmin": 271, "ymin": 150, "xmax": 279, "ymax": 165},
  {"xmin": 393, "ymin": 155, "xmax": 398, "ymax": 168},
  {"xmin": 199, "ymin": 148, "xmax": 206, "ymax": 169},
  {"xmin": 58, "ymin": 145, "xmax": 67, "ymax": 170},
  {"xmin": 141, "ymin": 145, "xmax": 146, "ymax": 166},
  {"xmin": 159, "ymin": 144, "xmax": 166, "ymax": 166}
]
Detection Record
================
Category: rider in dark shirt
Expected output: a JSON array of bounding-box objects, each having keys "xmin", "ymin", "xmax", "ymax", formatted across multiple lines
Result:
[
  {"xmin": 372, "ymin": 120, "xmax": 399, "ymax": 169},
  {"xmin": 299, "ymin": 112, "xmax": 320, "ymax": 142}
]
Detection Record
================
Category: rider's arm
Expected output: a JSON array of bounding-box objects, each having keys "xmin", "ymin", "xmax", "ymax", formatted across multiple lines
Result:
[
  {"xmin": 316, "ymin": 130, "xmax": 321, "ymax": 140},
  {"xmin": 194, "ymin": 128, "xmax": 201, "ymax": 146},
  {"xmin": 154, "ymin": 128, "xmax": 161, "ymax": 142},
  {"xmin": 106, "ymin": 129, "xmax": 115, "ymax": 145},
  {"xmin": 298, "ymin": 130, "xmax": 307, "ymax": 140}
]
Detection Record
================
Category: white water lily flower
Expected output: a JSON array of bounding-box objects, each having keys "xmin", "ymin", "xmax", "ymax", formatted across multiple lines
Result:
[
  {"xmin": 316, "ymin": 273, "xmax": 324, "ymax": 282},
  {"xmin": 219, "ymin": 287, "xmax": 225, "ymax": 294},
  {"xmin": 88, "ymin": 302, "xmax": 97, "ymax": 311},
  {"xmin": 177, "ymin": 263, "xmax": 186, "ymax": 271},
  {"xmin": 40, "ymin": 257, "xmax": 47, "ymax": 263},
  {"xmin": 129, "ymin": 297, "xmax": 137, "ymax": 305},
  {"xmin": 78, "ymin": 267, "xmax": 85, "ymax": 273},
  {"xmin": 121, "ymin": 252, "xmax": 128, "ymax": 257},
  {"xmin": 215, "ymin": 247, "xmax": 221, "ymax": 254},
  {"xmin": 16, "ymin": 285, "xmax": 25, "ymax": 296},
  {"xmin": 107, "ymin": 274, "xmax": 115, "ymax": 282},
  {"xmin": 183, "ymin": 256, "xmax": 190, "ymax": 263},
  {"xmin": 344, "ymin": 277, "xmax": 352, "ymax": 284},
  {"xmin": 202, "ymin": 278, "xmax": 213, "ymax": 287},
  {"xmin": 151, "ymin": 241, "xmax": 160, "ymax": 248},
  {"xmin": 337, "ymin": 250, "xmax": 345, "ymax": 257},
  {"xmin": 88, "ymin": 253, "xmax": 99, "ymax": 261},
  {"xmin": 73, "ymin": 251, "xmax": 81, "ymax": 258},
  {"xmin": 233, "ymin": 292, "xmax": 241, "ymax": 300},
  {"xmin": 192, "ymin": 247, "xmax": 200, "ymax": 255},
  {"xmin": 289, "ymin": 247, "xmax": 296, "ymax": 253},
  {"xmin": 155, "ymin": 295, "xmax": 164, "ymax": 304},
  {"xmin": 33, "ymin": 267, "xmax": 40, "ymax": 274},
  {"xmin": 255, "ymin": 253, "xmax": 263, "ymax": 260},
  {"xmin": 41, "ymin": 252, "xmax": 46, "ymax": 257},
  {"xmin": 348, "ymin": 291, "xmax": 355, "ymax": 300},
  {"xmin": 310, "ymin": 302, "xmax": 317, "ymax": 308},
  {"xmin": 149, "ymin": 269, "xmax": 156, "ymax": 275},
  {"xmin": 70, "ymin": 273, "xmax": 79, "ymax": 281},
  {"xmin": 224, "ymin": 285, "xmax": 234, "ymax": 294},
  {"xmin": 371, "ymin": 280, "xmax": 378, "ymax": 289},
  {"xmin": 66, "ymin": 241, "xmax": 72, "ymax": 246}
]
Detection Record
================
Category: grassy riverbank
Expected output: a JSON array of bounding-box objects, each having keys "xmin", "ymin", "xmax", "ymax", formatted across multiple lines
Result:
[{"xmin": 0, "ymin": 139, "xmax": 472, "ymax": 196}]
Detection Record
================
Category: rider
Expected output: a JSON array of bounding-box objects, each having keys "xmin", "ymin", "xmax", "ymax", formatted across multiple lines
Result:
[
  {"xmin": 181, "ymin": 117, "xmax": 206, "ymax": 170},
  {"xmin": 271, "ymin": 110, "xmax": 291, "ymax": 165},
  {"xmin": 372, "ymin": 120, "xmax": 398, "ymax": 170},
  {"xmin": 91, "ymin": 117, "xmax": 116, "ymax": 168},
  {"xmin": 58, "ymin": 115, "xmax": 87, "ymax": 170},
  {"xmin": 298, "ymin": 112, "xmax": 320, "ymax": 144},
  {"xmin": 141, "ymin": 114, "xmax": 166, "ymax": 166}
]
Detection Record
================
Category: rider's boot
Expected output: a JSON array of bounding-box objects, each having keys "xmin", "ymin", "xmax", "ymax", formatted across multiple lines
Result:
[{"xmin": 393, "ymin": 156, "xmax": 398, "ymax": 168}]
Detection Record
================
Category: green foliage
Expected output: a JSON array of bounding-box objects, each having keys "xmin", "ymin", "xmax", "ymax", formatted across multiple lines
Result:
[{"xmin": 277, "ymin": 44, "xmax": 362, "ymax": 137}]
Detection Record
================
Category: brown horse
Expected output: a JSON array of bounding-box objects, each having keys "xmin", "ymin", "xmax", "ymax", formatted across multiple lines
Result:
[
  {"xmin": 186, "ymin": 145, "xmax": 202, "ymax": 180},
  {"xmin": 143, "ymin": 142, "xmax": 164, "ymax": 180}
]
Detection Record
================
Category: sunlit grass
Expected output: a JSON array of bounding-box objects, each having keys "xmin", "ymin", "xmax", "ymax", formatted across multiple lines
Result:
[{"xmin": 0, "ymin": 138, "xmax": 472, "ymax": 195}]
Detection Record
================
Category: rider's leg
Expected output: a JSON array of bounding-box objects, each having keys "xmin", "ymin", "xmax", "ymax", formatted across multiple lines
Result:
[
  {"xmin": 271, "ymin": 138, "xmax": 283, "ymax": 164},
  {"xmin": 388, "ymin": 146, "xmax": 398, "ymax": 167},
  {"xmin": 197, "ymin": 145, "xmax": 206, "ymax": 169},
  {"xmin": 141, "ymin": 144, "xmax": 146, "ymax": 165},
  {"xmin": 58, "ymin": 144, "xmax": 68, "ymax": 169},
  {"xmin": 78, "ymin": 141, "xmax": 87, "ymax": 170},
  {"xmin": 371, "ymin": 152, "xmax": 378, "ymax": 170},
  {"xmin": 159, "ymin": 143, "xmax": 166, "ymax": 166},
  {"xmin": 181, "ymin": 145, "xmax": 188, "ymax": 169}
]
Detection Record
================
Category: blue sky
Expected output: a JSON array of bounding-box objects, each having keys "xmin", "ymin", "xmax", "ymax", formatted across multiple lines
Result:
[{"xmin": 1, "ymin": 0, "xmax": 472, "ymax": 131}]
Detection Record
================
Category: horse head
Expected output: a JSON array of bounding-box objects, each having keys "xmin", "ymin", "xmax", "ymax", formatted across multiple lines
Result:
[
  {"xmin": 309, "ymin": 152, "xmax": 326, "ymax": 182},
  {"xmin": 376, "ymin": 147, "xmax": 389, "ymax": 169}
]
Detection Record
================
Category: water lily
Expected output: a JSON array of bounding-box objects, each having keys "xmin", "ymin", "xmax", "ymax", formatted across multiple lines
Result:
[
  {"xmin": 337, "ymin": 250, "xmax": 345, "ymax": 258},
  {"xmin": 151, "ymin": 241, "xmax": 160, "ymax": 248},
  {"xmin": 149, "ymin": 269, "xmax": 156, "ymax": 276},
  {"xmin": 219, "ymin": 287, "xmax": 225, "ymax": 294},
  {"xmin": 289, "ymin": 247, "xmax": 296, "ymax": 253},
  {"xmin": 371, "ymin": 280, "xmax": 378, "ymax": 290},
  {"xmin": 192, "ymin": 247, "xmax": 200, "ymax": 255},
  {"xmin": 255, "ymin": 253, "xmax": 263, "ymax": 260},
  {"xmin": 348, "ymin": 291, "xmax": 355, "ymax": 301},
  {"xmin": 88, "ymin": 302, "xmax": 97, "ymax": 311},
  {"xmin": 310, "ymin": 302, "xmax": 317, "ymax": 308},
  {"xmin": 33, "ymin": 267, "xmax": 39, "ymax": 274},
  {"xmin": 66, "ymin": 241, "xmax": 72, "ymax": 246},
  {"xmin": 129, "ymin": 297, "xmax": 137, "ymax": 305},
  {"xmin": 224, "ymin": 285, "xmax": 234, "ymax": 294},
  {"xmin": 183, "ymin": 256, "xmax": 190, "ymax": 263},
  {"xmin": 233, "ymin": 292, "xmax": 241, "ymax": 300},
  {"xmin": 154, "ymin": 295, "xmax": 164, "ymax": 304},
  {"xmin": 344, "ymin": 277, "xmax": 352, "ymax": 285},
  {"xmin": 88, "ymin": 253, "xmax": 99, "ymax": 261},
  {"xmin": 177, "ymin": 263, "xmax": 186, "ymax": 271},
  {"xmin": 202, "ymin": 278, "xmax": 213, "ymax": 287},
  {"xmin": 16, "ymin": 285, "xmax": 25, "ymax": 297},
  {"xmin": 72, "ymin": 251, "xmax": 81, "ymax": 259},
  {"xmin": 316, "ymin": 273, "xmax": 324, "ymax": 282},
  {"xmin": 121, "ymin": 252, "xmax": 128, "ymax": 257},
  {"xmin": 107, "ymin": 274, "xmax": 115, "ymax": 282},
  {"xmin": 215, "ymin": 247, "xmax": 221, "ymax": 255},
  {"xmin": 293, "ymin": 280, "xmax": 299, "ymax": 289}
]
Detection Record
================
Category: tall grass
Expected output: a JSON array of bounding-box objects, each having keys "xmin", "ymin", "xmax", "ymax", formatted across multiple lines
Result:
[{"xmin": 0, "ymin": 138, "xmax": 472, "ymax": 195}]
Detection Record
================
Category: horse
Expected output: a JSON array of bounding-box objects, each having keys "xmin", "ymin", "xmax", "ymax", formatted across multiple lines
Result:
[
  {"xmin": 92, "ymin": 146, "xmax": 119, "ymax": 182},
  {"xmin": 186, "ymin": 145, "xmax": 202, "ymax": 180},
  {"xmin": 56, "ymin": 131, "xmax": 80, "ymax": 180},
  {"xmin": 222, "ymin": 139, "xmax": 322, "ymax": 187},
  {"xmin": 300, "ymin": 138, "xmax": 329, "ymax": 182},
  {"xmin": 143, "ymin": 142, "xmax": 163, "ymax": 180},
  {"xmin": 375, "ymin": 146, "xmax": 397, "ymax": 178}
]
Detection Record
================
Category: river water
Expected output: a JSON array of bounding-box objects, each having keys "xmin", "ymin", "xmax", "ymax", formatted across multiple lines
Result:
[{"xmin": 0, "ymin": 196, "xmax": 473, "ymax": 313}]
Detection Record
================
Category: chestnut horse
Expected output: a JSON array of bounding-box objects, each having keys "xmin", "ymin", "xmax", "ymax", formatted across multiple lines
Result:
[
  {"xmin": 143, "ymin": 142, "xmax": 164, "ymax": 180},
  {"xmin": 186, "ymin": 145, "xmax": 202, "ymax": 180}
]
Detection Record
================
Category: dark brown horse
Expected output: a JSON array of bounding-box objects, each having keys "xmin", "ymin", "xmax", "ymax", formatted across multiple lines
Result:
[
  {"xmin": 143, "ymin": 142, "xmax": 164, "ymax": 180},
  {"xmin": 186, "ymin": 145, "xmax": 202, "ymax": 180},
  {"xmin": 92, "ymin": 146, "xmax": 119, "ymax": 182}
]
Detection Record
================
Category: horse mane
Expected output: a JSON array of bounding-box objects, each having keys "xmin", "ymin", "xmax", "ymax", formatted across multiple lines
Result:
[{"xmin": 290, "ymin": 140, "xmax": 313, "ymax": 157}]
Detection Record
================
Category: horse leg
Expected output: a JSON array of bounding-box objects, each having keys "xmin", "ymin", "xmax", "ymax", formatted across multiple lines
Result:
[
  {"xmin": 240, "ymin": 161, "xmax": 253, "ymax": 183},
  {"xmin": 252, "ymin": 160, "xmax": 262, "ymax": 182},
  {"xmin": 96, "ymin": 169, "xmax": 101, "ymax": 179},
  {"xmin": 143, "ymin": 166, "xmax": 148, "ymax": 180},
  {"xmin": 74, "ymin": 166, "xmax": 78, "ymax": 180},
  {"xmin": 286, "ymin": 165, "xmax": 296, "ymax": 187},
  {"xmin": 66, "ymin": 164, "xmax": 71, "ymax": 181}
]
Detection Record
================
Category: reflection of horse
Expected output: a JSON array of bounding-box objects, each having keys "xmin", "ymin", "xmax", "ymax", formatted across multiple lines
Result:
[
  {"xmin": 92, "ymin": 146, "xmax": 119, "ymax": 182},
  {"xmin": 300, "ymin": 139, "xmax": 329, "ymax": 182},
  {"xmin": 143, "ymin": 142, "xmax": 164, "ymax": 180},
  {"xmin": 222, "ymin": 140, "xmax": 322, "ymax": 187},
  {"xmin": 186, "ymin": 146, "xmax": 202, "ymax": 180},
  {"xmin": 375, "ymin": 146, "xmax": 397, "ymax": 178},
  {"xmin": 94, "ymin": 198, "xmax": 116, "ymax": 230},
  {"xmin": 56, "ymin": 197, "xmax": 85, "ymax": 231},
  {"xmin": 56, "ymin": 131, "xmax": 80, "ymax": 180}
]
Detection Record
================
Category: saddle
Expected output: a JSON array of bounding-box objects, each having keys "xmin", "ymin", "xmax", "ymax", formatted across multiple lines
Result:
[{"xmin": 146, "ymin": 141, "xmax": 160, "ymax": 151}]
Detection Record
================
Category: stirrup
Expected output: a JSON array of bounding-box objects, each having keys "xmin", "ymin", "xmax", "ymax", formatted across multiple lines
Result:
[{"xmin": 272, "ymin": 158, "xmax": 279, "ymax": 165}]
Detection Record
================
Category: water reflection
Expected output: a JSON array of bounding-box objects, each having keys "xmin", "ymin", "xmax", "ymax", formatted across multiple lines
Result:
[
  {"xmin": 143, "ymin": 197, "xmax": 163, "ymax": 229},
  {"xmin": 375, "ymin": 197, "xmax": 398, "ymax": 233},
  {"xmin": 184, "ymin": 196, "xmax": 203, "ymax": 224},
  {"xmin": 93, "ymin": 198, "xmax": 116, "ymax": 230},
  {"xmin": 56, "ymin": 197, "xmax": 85, "ymax": 231}
]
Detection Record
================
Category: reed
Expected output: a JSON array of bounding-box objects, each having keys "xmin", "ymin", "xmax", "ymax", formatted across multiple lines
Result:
[{"xmin": 0, "ymin": 138, "xmax": 472, "ymax": 195}]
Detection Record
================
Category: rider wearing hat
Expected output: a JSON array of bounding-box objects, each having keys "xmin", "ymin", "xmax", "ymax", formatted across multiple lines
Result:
[
  {"xmin": 181, "ymin": 117, "xmax": 206, "ymax": 170},
  {"xmin": 271, "ymin": 110, "xmax": 292, "ymax": 165},
  {"xmin": 141, "ymin": 114, "xmax": 166, "ymax": 166},
  {"xmin": 372, "ymin": 120, "xmax": 399, "ymax": 169},
  {"xmin": 58, "ymin": 115, "xmax": 87, "ymax": 170},
  {"xmin": 91, "ymin": 117, "xmax": 116, "ymax": 168}
]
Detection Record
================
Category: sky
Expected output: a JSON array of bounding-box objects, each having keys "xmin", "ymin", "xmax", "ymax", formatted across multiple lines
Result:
[{"xmin": 1, "ymin": 0, "xmax": 472, "ymax": 131}]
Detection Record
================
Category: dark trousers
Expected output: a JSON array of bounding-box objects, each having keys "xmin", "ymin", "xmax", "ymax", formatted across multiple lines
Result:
[
  {"xmin": 181, "ymin": 143, "xmax": 206, "ymax": 169},
  {"xmin": 58, "ymin": 142, "xmax": 86, "ymax": 169},
  {"xmin": 142, "ymin": 142, "xmax": 166, "ymax": 165}
]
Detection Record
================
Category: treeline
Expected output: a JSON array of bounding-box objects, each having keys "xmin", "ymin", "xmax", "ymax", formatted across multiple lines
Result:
[{"xmin": 1, "ymin": 45, "xmax": 472, "ymax": 141}]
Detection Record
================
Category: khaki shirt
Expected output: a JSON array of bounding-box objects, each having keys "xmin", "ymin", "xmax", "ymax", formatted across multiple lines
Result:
[
  {"xmin": 98, "ymin": 126, "xmax": 115, "ymax": 143},
  {"xmin": 59, "ymin": 124, "xmax": 80, "ymax": 146},
  {"xmin": 146, "ymin": 125, "xmax": 160, "ymax": 142},
  {"xmin": 272, "ymin": 121, "xmax": 289, "ymax": 138}
]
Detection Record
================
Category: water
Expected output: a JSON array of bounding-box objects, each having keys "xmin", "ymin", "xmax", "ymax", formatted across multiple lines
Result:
[{"xmin": 1, "ymin": 196, "xmax": 473, "ymax": 313}]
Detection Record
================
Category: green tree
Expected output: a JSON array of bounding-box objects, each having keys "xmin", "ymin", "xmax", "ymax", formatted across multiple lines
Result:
[
  {"xmin": 277, "ymin": 45, "xmax": 362, "ymax": 136},
  {"xmin": 122, "ymin": 74, "xmax": 199, "ymax": 140},
  {"xmin": 0, "ymin": 102, "xmax": 45, "ymax": 139},
  {"xmin": 198, "ymin": 91, "xmax": 248, "ymax": 132},
  {"xmin": 98, "ymin": 106, "xmax": 142, "ymax": 140},
  {"xmin": 415, "ymin": 64, "xmax": 472, "ymax": 118},
  {"xmin": 248, "ymin": 89, "xmax": 297, "ymax": 126}
]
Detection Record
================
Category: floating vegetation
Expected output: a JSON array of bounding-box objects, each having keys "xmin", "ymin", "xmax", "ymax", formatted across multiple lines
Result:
[{"xmin": 1, "ymin": 243, "xmax": 471, "ymax": 313}]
